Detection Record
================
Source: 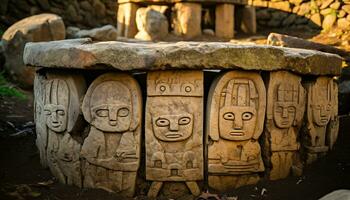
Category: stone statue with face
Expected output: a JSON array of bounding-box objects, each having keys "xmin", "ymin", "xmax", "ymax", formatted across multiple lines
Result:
[
  {"xmin": 263, "ymin": 71, "xmax": 305, "ymax": 180},
  {"xmin": 81, "ymin": 73, "xmax": 141, "ymax": 197},
  {"xmin": 145, "ymin": 71, "xmax": 203, "ymax": 197},
  {"xmin": 42, "ymin": 73, "xmax": 86, "ymax": 187},
  {"xmin": 303, "ymin": 76, "xmax": 338, "ymax": 164},
  {"xmin": 207, "ymin": 71, "xmax": 266, "ymax": 191}
]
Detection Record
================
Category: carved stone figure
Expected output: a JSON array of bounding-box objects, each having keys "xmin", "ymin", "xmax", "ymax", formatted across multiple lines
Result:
[
  {"xmin": 34, "ymin": 73, "xmax": 48, "ymax": 168},
  {"xmin": 303, "ymin": 77, "xmax": 338, "ymax": 164},
  {"xmin": 263, "ymin": 71, "xmax": 305, "ymax": 180},
  {"xmin": 146, "ymin": 70, "xmax": 203, "ymax": 197},
  {"xmin": 81, "ymin": 73, "xmax": 142, "ymax": 197},
  {"xmin": 207, "ymin": 71, "xmax": 266, "ymax": 191},
  {"xmin": 43, "ymin": 73, "xmax": 86, "ymax": 187}
]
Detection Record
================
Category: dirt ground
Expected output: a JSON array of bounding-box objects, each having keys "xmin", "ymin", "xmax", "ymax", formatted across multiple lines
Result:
[{"xmin": 0, "ymin": 87, "xmax": 350, "ymax": 200}]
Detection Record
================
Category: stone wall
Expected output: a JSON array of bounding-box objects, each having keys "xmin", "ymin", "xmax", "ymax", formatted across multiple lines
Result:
[
  {"xmin": 0, "ymin": 0, "xmax": 116, "ymax": 30},
  {"xmin": 251, "ymin": 0, "xmax": 350, "ymax": 30}
]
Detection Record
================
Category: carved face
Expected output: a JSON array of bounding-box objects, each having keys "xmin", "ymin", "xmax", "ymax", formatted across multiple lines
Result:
[
  {"xmin": 273, "ymin": 102, "xmax": 296, "ymax": 128},
  {"xmin": 311, "ymin": 103, "xmax": 331, "ymax": 126},
  {"xmin": 44, "ymin": 104, "xmax": 67, "ymax": 132},
  {"xmin": 219, "ymin": 105, "xmax": 257, "ymax": 141},
  {"xmin": 152, "ymin": 112, "xmax": 193, "ymax": 142},
  {"xmin": 90, "ymin": 81, "xmax": 132, "ymax": 132},
  {"xmin": 44, "ymin": 79, "xmax": 69, "ymax": 133}
]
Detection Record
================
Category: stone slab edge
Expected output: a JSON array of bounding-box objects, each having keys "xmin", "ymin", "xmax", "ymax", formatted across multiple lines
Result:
[{"xmin": 23, "ymin": 38, "xmax": 342, "ymax": 76}]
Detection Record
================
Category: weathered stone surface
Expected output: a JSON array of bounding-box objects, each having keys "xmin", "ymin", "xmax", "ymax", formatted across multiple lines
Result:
[
  {"xmin": 35, "ymin": 72, "xmax": 86, "ymax": 187},
  {"xmin": 73, "ymin": 25, "xmax": 118, "ymax": 41},
  {"xmin": 2, "ymin": 13, "xmax": 65, "ymax": 88},
  {"xmin": 302, "ymin": 77, "xmax": 339, "ymax": 164},
  {"xmin": 173, "ymin": 3, "xmax": 202, "ymax": 39},
  {"xmin": 81, "ymin": 73, "xmax": 142, "ymax": 197},
  {"xmin": 262, "ymin": 71, "xmax": 305, "ymax": 180},
  {"xmin": 215, "ymin": 4, "xmax": 234, "ymax": 38},
  {"xmin": 207, "ymin": 71, "xmax": 266, "ymax": 191},
  {"xmin": 24, "ymin": 38, "xmax": 342, "ymax": 76},
  {"xmin": 135, "ymin": 7, "xmax": 169, "ymax": 41},
  {"xmin": 319, "ymin": 190, "xmax": 350, "ymax": 200},
  {"xmin": 146, "ymin": 70, "xmax": 203, "ymax": 196}
]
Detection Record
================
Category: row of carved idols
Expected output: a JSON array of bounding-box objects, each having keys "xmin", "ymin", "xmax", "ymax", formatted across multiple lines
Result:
[{"xmin": 34, "ymin": 70, "xmax": 339, "ymax": 197}]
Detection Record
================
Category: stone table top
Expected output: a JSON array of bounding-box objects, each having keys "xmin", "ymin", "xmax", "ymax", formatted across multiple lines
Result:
[{"xmin": 24, "ymin": 38, "xmax": 342, "ymax": 76}]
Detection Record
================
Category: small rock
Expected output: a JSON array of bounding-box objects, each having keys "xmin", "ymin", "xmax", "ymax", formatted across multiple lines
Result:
[
  {"xmin": 337, "ymin": 18, "xmax": 350, "ymax": 29},
  {"xmin": 322, "ymin": 14, "xmax": 337, "ymax": 30},
  {"xmin": 74, "ymin": 25, "xmax": 117, "ymax": 41},
  {"xmin": 319, "ymin": 190, "xmax": 350, "ymax": 200},
  {"xmin": 202, "ymin": 29, "xmax": 215, "ymax": 36},
  {"xmin": 343, "ymin": 5, "xmax": 350, "ymax": 14},
  {"xmin": 93, "ymin": 0, "xmax": 106, "ymax": 18},
  {"xmin": 66, "ymin": 26, "xmax": 80, "ymax": 39},
  {"xmin": 135, "ymin": 7, "xmax": 168, "ymax": 41},
  {"xmin": 320, "ymin": 0, "xmax": 335, "ymax": 9}
]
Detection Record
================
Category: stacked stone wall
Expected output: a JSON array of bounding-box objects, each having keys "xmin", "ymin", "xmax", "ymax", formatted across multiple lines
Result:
[
  {"xmin": 251, "ymin": 0, "xmax": 350, "ymax": 30},
  {"xmin": 0, "ymin": 0, "xmax": 116, "ymax": 30}
]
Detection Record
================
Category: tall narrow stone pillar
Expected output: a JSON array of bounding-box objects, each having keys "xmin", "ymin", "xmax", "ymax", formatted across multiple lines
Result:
[
  {"xmin": 173, "ymin": 3, "xmax": 202, "ymax": 39},
  {"xmin": 241, "ymin": 6, "xmax": 257, "ymax": 34},
  {"xmin": 215, "ymin": 4, "xmax": 234, "ymax": 39},
  {"xmin": 117, "ymin": 3, "xmax": 139, "ymax": 38}
]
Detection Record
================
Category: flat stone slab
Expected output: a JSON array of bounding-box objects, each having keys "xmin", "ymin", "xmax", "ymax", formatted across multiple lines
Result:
[{"xmin": 24, "ymin": 38, "xmax": 342, "ymax": 76}]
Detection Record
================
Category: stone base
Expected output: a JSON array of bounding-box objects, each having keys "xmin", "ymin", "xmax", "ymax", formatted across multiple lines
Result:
[{"xmin": 208, "ymin": 175, "xmax": 260, "ymax": 192}]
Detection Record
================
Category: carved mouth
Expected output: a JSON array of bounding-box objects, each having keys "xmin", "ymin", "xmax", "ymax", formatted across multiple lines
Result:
[
  {"xmin": 165, "ymin": 132, "xmax": 183, "ymax": 138},
  {"xmin": 109, "ymin": 121, "xmax": 117, "ymax": 126},
  {"xmin": 230, "ymin": 131, "xmax": 244, "ymax": 136},
  {"xmin": 281, "ymin": 121, "xmax": 290, "ymax": 125},
  {"xmin": 51, "ymin": 122, "xmax": 61, "ymax": 128}
]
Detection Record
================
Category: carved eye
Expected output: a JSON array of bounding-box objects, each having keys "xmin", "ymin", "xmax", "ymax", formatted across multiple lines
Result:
[
  {"xmin": 44, "ymin": 109, "xmax": 51, "ymax": 115},
  {"xmin": 96, "ymin": 109, "xmax": 108, "ymax": 117},
  {"xmin": 182, "ymin": 83, "xmax": 194, "ymax": 93},
  {"xmin": 242, "ymin": 112, "xmax": 253, "ymax": 120},
  {"xmin": 118, "ymin": 108, "xmax": 129, "ymax": 117},
  {"xmin": 57, "ymin": 110, "xmax": 65, "ymax": 116},
  {"xmin": 157, "ymin": 84, "xmax": 169, "ymax": 93},
  {"xmin": 326, "ymin": 104, "xmax": 331, "ymax": 111},
  {"xmin": 287, "ymin": 106, "xmax": 295, "ymax": 113},
  {"xmin": 275, "ymin": 107, "xmax": 283, "ymax": 113},
  {"xmin": 156, "ymin": 118, "xmax": 170, "ymax": 127},
  {"xmin": 179, "ymin": 117, "xmax": 191, "ymax": 125},
  {"xmin": 223, "ymin": 112, "xmax": 235, "ymax": 120}
]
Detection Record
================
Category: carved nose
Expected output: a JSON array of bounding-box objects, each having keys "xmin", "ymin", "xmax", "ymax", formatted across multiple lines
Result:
[
  {"xmin": 282, "ymin": 108, "xmax": 288, "ymax": 118},
  {"xmin": 169, "ymin": 122, "xmax": 179, "ymax": 131},
  {"xmin": 233, "ymin": 118, "xmax": 243, "ymax": 130},
  {"xmin": 51, "ymin": 112, "xmax": 58, "ymax": 122}
]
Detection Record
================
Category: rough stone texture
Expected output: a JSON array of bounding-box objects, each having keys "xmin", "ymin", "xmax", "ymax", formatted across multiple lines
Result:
[
  {"xmin": 319, "ymin": 190, "xmax": 350, "ymax": 200},
  {"xmin": 145, "ymin": 70, "xmax": 203, "ymax": 197},
  {"xmin": 207, "ymin": 71, "xmax": 266, "ymax": 191},
  {"xmin": 73, "ymin": 25, "xmax": 118, "ymax": 41},
  {"xmin": 34, "ymin": 72, "xmax": 87, "ymax": 187},
  {"xmin": 215, "ymin": 4, "xmax": 234, "ymax": 39},
  {"xmin": 24, "ymin": 38, "xmax": 343, "ymax": 76},
  {"xmin": 81, "ymin": 73, "xmax": 142, "ymax": 197},
  {"xmin": 173, "ymin": 3, "xmax": 202, "ymax": 39},
  {"xmin": 1, "ymin": 0, "xmax": 116, "ymax": 29},
  {"xmin": 2, "ymin": 13, "xmax": 65, "ymax": 88},
  {"xmin": 135, "ymin": 7, "xmax": 169, "ymax": 41},
  {"xmin": 117, "ymin": 3, "xmax": 139, "ymax": 38},
  {"xmin": 301, "ymin": 77, "xmax": 339, "ymax": 164},
  {"xmin": 262, "ymin": 71, "xmax": 305, "ymax": 180}
]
